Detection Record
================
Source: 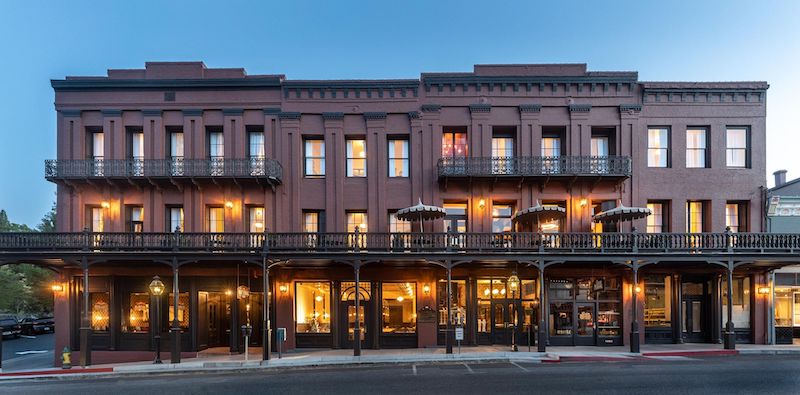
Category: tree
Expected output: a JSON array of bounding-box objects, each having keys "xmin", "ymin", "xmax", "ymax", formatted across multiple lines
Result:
[
  {"xmin": 0, "ymin": 210, "xmax": 34, "ymax": 232},
  {"xmin": 37, "ymin": 202, "xmax": 56, "ymax": 232}
]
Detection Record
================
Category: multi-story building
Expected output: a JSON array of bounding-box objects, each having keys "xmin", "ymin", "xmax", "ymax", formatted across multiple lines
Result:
[
  {"xmin": 767, "ymin": 170, "xmax": 800, "ymax": 344},
  {"xmin": 2, "ymin": 62, "xmax": 798, "ymax": 367}
]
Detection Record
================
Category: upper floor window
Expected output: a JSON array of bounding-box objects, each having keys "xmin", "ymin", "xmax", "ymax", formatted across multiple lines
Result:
[
  {"xmin": 686, "ymin": 128, "xmax": 708, "ymax": 168},
  {"xmin": 90, "ymin": 206, "xmax": 104, "ymax": 232},
  {"xmin": 128, "ymin": 206, "xmax": 144, "ymax": 233},
  {"xmin": 303, "ymin": 211, "xmax": 320, "ymax": 233},
  {"xmin": 541, "ymin": 136, "xmax": 561, "ymax": 157},
  {"xmin": 646, "ymin": 201, "xmax": 668, "ymax": 233},
  {"xmin": 249, "ymin": 131, "xmax": 265, "ymax": 159},
  {"xmin": 726, "ymin": 127, "xmax": 749, "ymax": 168},
  {"xmin": 346, "ymin": 139, "xmax": 367, "ymax": 177},
  {"xmin": 686, "ymin": 201, "xmax": 705, "ymax": 233},
  {"xmin": 248, "ymin": 206, "xmax": 265, "ymax": 232},
  {"xmin": 591, "ymin": 136, "xmax": 609, "ymax": 157},
  {"xmin": 129, "ymin": 130, "xmax": 144, "ymax": 176},
  {"xmin": 89, "ymin": 131, "xmax": 104, "ymax": 176},
  {"xmin": 491, "ymin": 203, "xmax": 514, "ymax": 233},
  {"xmin": 208, "ymin": 131, "xmax": 224, "ymax": 176},
  {"xmin": 207, "ymin": 207, "xmax": 224, "ymax": 233},
  {"xmin": 442, "ymin": 129, "xmax": 467, "ymax": 158},
  {"xmin": 492, "ymin": 133, "xmax": 514, "ymax": 174},
  {"xmin": 726, "ymin": 202, "xmax": 748, "ymax": 232},
  {"xmin": 647, "ymin": 127, "xmax": 669, "ymax": 168},
  {"xmin": 540, "ymin": 202, "xmax": 566, "ymax": 233},
  {"xmin": 443, "ymin": 203, "xmax": 467, "ymax": 233},
  {"xmin": 388, "ymin": 139, "xmax": 409, "ymax": 177},
  {"xmin": 346, "ymin": 211, "xmax": 368, "ymax": 233},
  {"xmin": 304, "ymin": 139, "xmax": 325, "ymax": 177},
  {"xmin": 389, "ymin": 211, "xmax": 412, "ymax": 233},
  {"xmin": 167, "ymin": 206, "xmax": 184, "ymax": 232},
  {"xmin": 169, "ymin": 131, "xmax": 184, "ymax": 159}
]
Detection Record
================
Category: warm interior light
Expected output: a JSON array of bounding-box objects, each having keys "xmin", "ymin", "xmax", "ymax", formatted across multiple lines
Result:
[
  {"xmin": 579, "ymin": 198, "xmax": 588, "ymax": 207},
  {"xmin": 492, "ymin": 288, "xmax": 499, "ymax": 295},
  {"xmin": 634, "ymin": 286, "xmax": 642, "ymax": 293},
  {"xmin": 478, "ymin": 199, "xmax": 486, "ymax": 209},
  {"xmin": 758, "ymin": 286, "xmax": 771, "ymax": 295},
  {"xmin": 279, "ymin": 284, "xmax": 289, "ymax": 293},
  {"xmin": 396, "ymin": 296, "xmax": 404, "ymax": 302},
  {"xmin": 315, "ymin": 295, "xmax": 324, "ymax": 302},
  {"xmin": 255, "ymin": 222, "xmax": 264, "ymax": 229},
  {"xmin": 422, "ymin": 284, "xmax": 431, "ymax": 295},
  {"xmin": 484, "ymin": 288, "xmax": 490, "ymax": 296},
  {"xmin": 359, "ymin": 223, "xmax": 367, "ymax": 229},
  {"xmin": 100, "ymin": 201, "xmax": 110, "ymax": 209},
  {"xmin": 225, "ymin": 201, "xmax": 234, "ymax": 209},
  {"xmin": 541, "ymin": 223, "xmax": 558, "ymax": 230},
  {"xmin": 225, "ymin": 289, "xmax": 233, "ymax": 296},
  {"xmin": 51, "ymin": 284, "xmax": 64, "ymax": 292}
]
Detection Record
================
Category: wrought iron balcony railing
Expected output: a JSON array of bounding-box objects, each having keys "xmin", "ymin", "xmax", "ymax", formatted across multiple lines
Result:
[
  {"xmin": 0, "ymin": 232, "xmax": 797, "ymax": 254},
  {"xmin": 437, "ymin": 156, "xmax": 632, "ymax": 178},
  {"xmin": 44, "ymin": 158, "xmax": 283, "ymax": 182}
]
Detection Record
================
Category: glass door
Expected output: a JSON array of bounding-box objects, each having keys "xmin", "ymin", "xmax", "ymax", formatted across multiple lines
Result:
[
  {"xmin": 491, "ymin": 301, "xmax": 511, "ymax": 345},
  {"xmin": 682, "ymin": 296, "xmax": 705, "ymax": 342},
  {"xmin": 575, "ymin": 303, "xmax": 596, "ymax": 346}
]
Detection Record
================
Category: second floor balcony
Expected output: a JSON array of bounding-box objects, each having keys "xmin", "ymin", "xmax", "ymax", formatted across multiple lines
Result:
[
  {"xmin": 45, "ymin": 158, "xmax": 283, "ymax": 185},
  {"xmin": 437, "ymin": 156, "xmax": 632, "ymax": 181}
]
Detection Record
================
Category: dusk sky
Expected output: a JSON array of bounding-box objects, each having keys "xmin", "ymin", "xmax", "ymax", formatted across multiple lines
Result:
[{"xmin": 0, "ymin": 0, "xmax": 798, "ymax": 226}]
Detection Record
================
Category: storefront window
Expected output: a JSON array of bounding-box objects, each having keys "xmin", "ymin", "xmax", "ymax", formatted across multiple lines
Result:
[
  {"xmin": 644, "ymin": 275, "xmax": 672, "ymax": 328},
  {"xmin": 382, "ymin": 283, "xmax": 416, "ymax": 334},
  {"xmin": 477, "ymin": 300, "xmax": 490, "ymax": 333},
  {"xmin": 168, "ymin": 292, "xmax": 190, "ymax": 330},
  {"xmin": 295, "ymin": 282, "xmax": 331, "ymax": 333},
  {"xmin": 548, "ymin": 279, "xmax": 574, "ymax": 300},
  {"xmin": 123, "ymin": 293, "xmax": 150, "ymax": 333},
  {"xmin": 775, "ymin": 288, "xmax": 792, "ymax": 327},
  {"xmin": 722, "ymin": 277, "xmax": 751, "ymax": 329},
  {"xmin": 90, "ymin": 292, "xmax": 110, "ymax": 331},
  {"xmin": 550, "ymin": 302, "xmax": 573, "ymax": 336},
  {"xmin": 437, "ymin": 280, "xmax": 466, "ymax": 326}
]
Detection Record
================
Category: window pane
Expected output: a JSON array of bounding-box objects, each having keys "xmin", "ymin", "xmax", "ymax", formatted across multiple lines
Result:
[
  {"xmin": 687, "ymin": 202, "xmax": 703, "ymax": 232},
  {"xmin": 296, "ymin": 282, "xmax": 331, "ymax": 333},
  {"xmin": 726, "ymin": 203, "xmax": 740, "ymax": 232},
  {"xmin": 438, "ymin": 280, "xmax": 467, "ymax": 326},
  {"xmin": 303, "ymin": 212, "xmax": 319, "ymax": 233},
  {"xmin": 591, "ymin": 137, "xmax": 608, "ymax": 156},
  {"xmin": 347, "ymin": 139, "xmax": 367, "ymax": 177},
  {"xmin": 208, "ymin": 207, "xmax": 224, "ymax": 232},
  {"xmin": 648, "ymin": 128, "xmax": 668, "ymax": 167},
  {"xmin": 92, "ymin": 132, "xmax": 104, "ymax": 158},
  {"xmin": 131, "ymin": 132, "xmax": 144, "ymax": 158},
  {"xmin": 91, "ymin": 207, "xmax": 104, "ymax": 232},
  {"xmin": 686, "ymin": 129, "xmax": 706, "ymax": 168},
  {"xmin": 209, "ymin": 132, "xmax": 224, "ymax": 157},
  {"xmin": 249, "ymin": 132, "xmax": 265, "ymax": 157},
  {"xmin": 646, "ymin": 203, "xmax": 663, "ymax": 233},
  {"xmin": 727, "ymin": 128, "xmax": 747, "ymax": 148},
  {"xmin": 346, "ymin": 212, "xmax": 367, "ymax": 232},
  {"xmin": 170, "ymin": 132, "xmax": 184, "ymax": 158},
  {"xmin": 123, "ymin": 293, "xmax": 150, "ymax": 333},
  {"xmin": 90, "ymin": 292, "xmax": 110, "ymax": 331},
  {"xmin": 491, "ymin": 137, "xmax": 514, "ymax": 157},
  {"xmin": 304, "ymin": 140, "xmax": 325, "ymax": 176},
  {"xmin": 722, "ymin": 277, "xmax": 750, "ymax": 329},
  {"xmin": 382, "ymin": 283, "xmax": 416, "ymax": 334},
  {"xmin": 169, "ymin": 207, "xmax": 184, "ymax": 232},
  {"xmin": 492, "ymin": 203, "xmax": 513, "ymax": 232},
  {"xmin": 442, "ymin": 132, "xmax": 467, "ymax": 157},
  {"xmin": 389, "ymin": 212, "xmax": 411, "ymax": 233},
  {"xmin": 388, "ymin": 140, "xmax": 409, "ymax": 177},
  {"xmin": 644, "ymin": 275, "xmax": 672, "ymax": 328},
  {"xmin": 168, "ymin": 292, "xmax": 190, "ymax": 330},
  {"xmin": 541, "ymin": 137, "xmax": 561, "ymax": 157},
  {"xmin": 249, "ymin": 207, "xmax": 265, "ymax": 232}
]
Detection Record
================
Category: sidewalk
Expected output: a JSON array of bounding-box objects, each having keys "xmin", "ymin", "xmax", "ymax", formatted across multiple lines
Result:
[{"xmin": 3, "ymin": 343, "xmax": 800, "ymax": 380}]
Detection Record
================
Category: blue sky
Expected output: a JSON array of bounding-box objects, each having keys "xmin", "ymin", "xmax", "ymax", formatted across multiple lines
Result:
[{"xmin": 0, "ymin": 0, "xmax": 798, "ymax": 226}]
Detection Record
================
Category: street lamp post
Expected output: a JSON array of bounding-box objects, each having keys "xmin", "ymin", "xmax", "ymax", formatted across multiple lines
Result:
[
  {"xmin": 508, "ymin": 272, "xmax": 520, "ymax": 352},
  {"xmin": 149, "ymin": 275, "xmax": 165, "ymax": 364}
]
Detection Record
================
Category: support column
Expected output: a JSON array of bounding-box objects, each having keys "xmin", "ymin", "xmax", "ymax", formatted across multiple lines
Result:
[
  {"xmin": 724, "ymin": 262, "xmax": 736, "ymax": 350},
  {"xmin": 713, "ymin": 274, "xmax": 723, "ymax": 344},
  {"xmin": 230, "ymin": 291, "xmax": 240, "ymax": 353},
  {"xmin": 353, "ymin": 263, "xmax": 361, "ymax": 357},
  {"xmin": 445, "ymin": 263, "xmax": 453, "ymax": 354},
  {"xmin": 170, "ymin": 262, "xmax": 181, "ymax": 363},
  {"xmin": 79, "ymin": 259, "xmax": 92, "ymax": 367},
  {"xmin": 630, "ymin": 264, "xmax": 641, "ymax": 353},
  {"xmin": 673, "ymin": 274, "xmax": 684, "ymax": 343},
  {"xmin": 537, "ymin": 263, "xmax": 547, "ymax": 352},
  {"xmin": 262, "ymin": 260, "xmax": 271, "ymax": 361}
]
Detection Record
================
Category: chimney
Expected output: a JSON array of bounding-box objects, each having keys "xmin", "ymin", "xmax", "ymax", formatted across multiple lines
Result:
[{"xmin": 774, "ymin": 170, "xmax": 787, "ymax": 187}]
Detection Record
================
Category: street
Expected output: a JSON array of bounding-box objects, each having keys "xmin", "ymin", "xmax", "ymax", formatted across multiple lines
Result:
[
  {"xmin": 1, "ymin": 333, "xmax": 53, "ymax": 372},
  {"xmin": 2, "ymin": 354, "xmax": 800, "ymax": 394}
]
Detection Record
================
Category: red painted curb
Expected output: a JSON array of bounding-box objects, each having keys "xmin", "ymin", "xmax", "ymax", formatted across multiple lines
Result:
[
  {"xmin": 0, "ymin": 367, "xmax": 113, "ymax": 377},
  {"xmin": 558, "ymin": 356, "xmax": 635, "ymax": 362},
  {"xmin": 641, "ymin": 350, "xmax": 739, "ymax": 357}
]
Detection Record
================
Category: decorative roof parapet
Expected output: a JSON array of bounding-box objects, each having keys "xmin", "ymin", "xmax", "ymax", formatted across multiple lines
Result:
[
  {"xmin": 468, "ymin": 103, "xmax": 492, "ymax": 113},
  {"xmin": 363, "ymin": 112, "xmax": 387, "ymax": 120},
  {"xmin": 420, "ymin": 104, "xmax": 442, "ymax": 113},
  {"xmin": 407, "ymin": 111, "xmax": 420, "ymax": 120},
  {"xmin": 278, "ymin": 112, "xmax": 301, "ymax": 120},
  {"xmin": 568, "ymin": 104, "xmax": 591, "ymax": 113},
  {"xmin": 322, "ymin": 112, "xmax": 344, "ymax": 120},
  {"xmin": 619, "ymin": 104, "xmax": 642, "ymax": 112},
  {"xmin": 518, "ymin": 104, "xmax": 542, "ymax": 113}
]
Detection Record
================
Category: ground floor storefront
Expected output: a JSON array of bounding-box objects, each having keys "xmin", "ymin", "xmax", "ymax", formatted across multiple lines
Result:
[{"xmin": 50, "ymin": 260, "xmax": 773, "ymax": 365}]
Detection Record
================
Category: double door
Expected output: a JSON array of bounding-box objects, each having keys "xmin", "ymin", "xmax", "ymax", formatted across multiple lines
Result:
[
  {"xmin": 339, "ymin": 300, "xmax": 374, "ymax": 349},
  {"xmin": 489, "ymin": 301, "xmax": 519, "ymax": 345}
]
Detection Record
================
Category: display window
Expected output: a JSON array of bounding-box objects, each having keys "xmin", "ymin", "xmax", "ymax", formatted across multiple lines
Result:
[
  {"xmin": 382, "ymin": 283, "xmax": 416, "ymax": 334},
  {"xmin": 295, "ymin": 282, "xmax": 331, "ymax": 333}
]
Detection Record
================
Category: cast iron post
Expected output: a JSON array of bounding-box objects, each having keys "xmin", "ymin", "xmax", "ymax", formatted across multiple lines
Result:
[
  {"xmin": 630, "ymin": 263, "xmax": 640, "ymax": 353},
  {"xmin": 353, "ymin": 263, "xmax": 361, "ymax": 357},
  {"xmin": 446, "ymin": 262, "xmax": 453, "ymax": 354},
  {"xmin": 79, "ymin": 257, "xmax": 92, "ymax": 367},
  {"xmin": 262, "ymin": 257, "xmax": 271, "ymax": 361},
  {"xmin": 537, "ymin": 262, "xmax": 547, "ymax": 352},
  {"xmin": 170, "ymin": 261, "xmax": 181, "ymax": 363},
  {"xmin": 724, "ymin": 260, "xmax": 736, "ymax": 350}
]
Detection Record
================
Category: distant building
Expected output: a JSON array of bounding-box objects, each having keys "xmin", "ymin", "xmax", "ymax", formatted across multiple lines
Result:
[{"xmin": 768, "ymin": 170, "xmax": 800, "ymax": 343}]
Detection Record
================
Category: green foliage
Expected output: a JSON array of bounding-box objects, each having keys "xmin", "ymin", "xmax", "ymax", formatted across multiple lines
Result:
[{"xmin": 0, "ymin": 205, "xmax": 57, "ymax": 316}]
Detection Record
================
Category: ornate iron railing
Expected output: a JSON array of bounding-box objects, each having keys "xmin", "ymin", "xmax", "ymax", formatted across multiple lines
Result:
[
  {"xmin": 0, "ymin": 232, "xmax": 797, "ymax": 254},
  {"xmin": 437, "ymin": 156, "xmax": 632, "ymax": 178},
  {"xmin": 44, "ymin": 158, "xmax": 283, "ymax": 181}
]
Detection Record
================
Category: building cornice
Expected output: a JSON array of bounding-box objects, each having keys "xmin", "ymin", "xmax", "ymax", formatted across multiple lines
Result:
[
  {"xmin": 51, "ymin": 77, "xmax": 282, "ymax": 91},
  {"xmin": 142, "ymin": 109, "xmax": 162, "ymax": 117},
  {"xmin": 468, "ymin": 103, "xmax": 491, "ymax": 113},
  {"xmin": 222, "ymin": 108, "xmax": 244, "ymax": 116},
  {"xmin": 182, "ymin": 109, "xmax": 203, "ymax": 117},
  {"xmin": 61, "ymin": 110, "xmax": 82, "ymax": 118},
  {"xmin": 568, "ymin": 104, "xmax": 591, "ymax": 113},
  {"xmin": 322, "ymin": 112, "xmax": 344, "ymax": 120},
  {"xmin": 420, "ymin": 104, "xmax": 442, "ymax": 113},
  {"xmin": 518, "ymin": 104, "xmax": 542, "ymax": 113},
  {"xmin": 262, "ymin": 108, "xmax": 281, "ymax": 115},
  {"xmin": 363, "ymin": 112, "xmax": 387, "ymax": 120},
  {"xmin": 278, "ymin": 112, "xmax": 301, "ymax": 120}
]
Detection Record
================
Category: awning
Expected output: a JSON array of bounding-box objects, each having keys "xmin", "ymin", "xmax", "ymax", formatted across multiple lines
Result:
[
  {"xmin": 512, "ymin": 201, "xmax": 566, "ymax": 224},
  {"xmin": 395, "ymin": 198, "xmax": 446, "ymax": 232},
  {"xmin": 592, "ymin": 201, "xmax": 651, "ymax": 223}
]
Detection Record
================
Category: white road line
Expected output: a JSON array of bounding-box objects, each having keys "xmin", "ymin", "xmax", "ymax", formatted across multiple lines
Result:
[
  {"xmin": 412, "ymin": 364, "xmax": 417, "ymax": 376},
  {"xmin": 462, "ymin": 362, "xmax": 474, "ymax": 374},
  {"xmin": 15, "ymin": 350, "xmax": 48, "ymax": 355},
  {"xmin": 510, "ymin": 361, "xmax": 529, "ymax": 372}
]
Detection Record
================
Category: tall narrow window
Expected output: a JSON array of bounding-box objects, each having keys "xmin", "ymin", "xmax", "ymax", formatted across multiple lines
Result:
[
  {"xmin": 304, "ymin": 139, "xmax": 325, "ymax": 177},
  {"xmin": 590, "ymin": 134, "xmax": 611, "ymax": 173},
  {"xmin": 303, "ymin": 211, "xmax": 320, "ymax": 233},
  {"xmin": 388, "ymin": 139, "xmax": 409, "ymax": 177},
  {"xmin": 295, "ymin": 282, "xmax": 331, "ymax": 333},
  {"xmin": 346, "ymin": 211, "xmax": 368, "ymax": 233},
  {"xmin": 541, "ymin": 135, "xmax": 562, "ymax": 174},
  {"xmin": 128, "ymin": 206, "xmax": 144, "ymax": 233},
  {"xmin": 90, "ymin": 207, "xmax": 104, "ymax": 232},
  {"xmin": 167, "ymin": 206, "xmax": 184, "ymax": 232},
  {"xmin": 169, "ymin": 131, "xmax": 184, "ymax": 176},
  {"xmin": 248, "ymin": 206, "xmax": 265, "ymax": 232},
  {"xmin": 646, "ymin": 202, "xmax": 666, "ymax": 233},
  {"xmin": 208, "ymin": 207, "xmax": 224, "ymax": 233},
  {"xmin": 686, "ymin": 128, "xmax": 707, "ymax": 168},
  {"xmin": 208, "ymin": 131, "xmax": 224, "ymax": 176},
  {"xmin": 591, "ymin": 136, "xmax": 609, "ymax": 157},
  {"xmin": 726, "ymin": 127, "xmax": 748, "ymax": 168},
  {"xmin": 130, "ymin": 130, "xmax": 144, "ymax": 176},
  {"xmin": 389, "ymin": 211, "xmax": 411, "ymax": 233},
  {"xmin": 686, "ymin": 201, "xmax": 704, "ymax": 233},
  {"xmin": 382, "ymin": 283, "xmax": 416, "ymax": 334},
  {"xmin": 248, "ymin": 131, "xmax": 265, "ymax": 175},
  {"xmin": 726, "ymin": 202, "xmax": 747, "ymax": 232},
  {"xmin": 491, "ymin": 203, "xmax": 513, "ymax": 233},
  {"xmin": 346, "ymin": 139, "xmax": 367, "ymax": 177},
  {"xmin": 648, "ymin": 127, "xmax": 669, "ymax": 167},
  {"xmin": 443, "ymin": 203, "xmax": 468, "ymax": 233},
  {"xmin": 442, "ymin": 129, "xmax": 468, "ymax": 158},
  {"xmin": 90, "ymin": 131, "xmax": 104, "ymax": 176},
  {"xmin": 491, "ymin": 134, "xmax": 514, "ymax": 174}
]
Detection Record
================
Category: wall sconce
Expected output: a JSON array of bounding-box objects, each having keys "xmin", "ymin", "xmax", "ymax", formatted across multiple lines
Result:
[
  {"xmin": 51, "ymin": 283, "xmax": 64, "ymax": 293},
  {"xmin": 579, "ymin": 198, "xmax": 588, "ymax": 208},
  {"xmin": 100, "ymin": 201, "xmax": 110, "ymax": 209},
  {"xmin": 757, "ymin": 286, "xmax": 771, "ymax": 295},
  {"xmin": 224, "ymin": 289, "xmax": 233, "ymax": 296},
  {"xmin": 278, "ymin": 284, "xmax": 289, "ymax": 293},
  {"xmin": 224, "ymin": 201, "xmax": 234, "ymax": 209},
  {"xmin": 478, "ymin": 199, "xmax": 486, "ymax": 209},
  {"xmin": 422, "ymin": 284, "xmax": 431, "ymax": 295},
  {"xmin": 634, "ymin": 286, "xmax": 642, "ymax": 294}
]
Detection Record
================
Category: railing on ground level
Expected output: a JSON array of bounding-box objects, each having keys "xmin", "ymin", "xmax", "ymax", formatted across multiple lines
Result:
[
  {"xmin": 437, "ymin": 156, "xmax": 632, "ymax": 178},
  {"xmin": 0, "ymin": 232, "xmax": 798, "ymax": 254},
  {"xmin": 44, "ymin": 158, "xmax": 283, "ymax": 181}
]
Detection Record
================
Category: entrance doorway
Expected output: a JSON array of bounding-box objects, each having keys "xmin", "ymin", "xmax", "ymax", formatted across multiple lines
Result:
[
  {"xmin": 575, "ymin": 303, "xmax": 596, "ymax": 346},
  {"xmin": 198, "ymin": 291, "xmax": 231, "ymax": 349},
  {"xmin": 339, "ymin": 282, "xmax": 373, "ymax": 350},
  {"xmin": 490, "ymin": 301, "xmax": 518, "ymax": 345},
  {"xmin": 682, "ymin": 281, "xmax": 708, "ymax": 343}
]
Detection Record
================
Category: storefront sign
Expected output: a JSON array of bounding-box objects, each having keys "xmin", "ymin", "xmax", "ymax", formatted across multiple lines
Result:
[
  {"xmin": 455, "ymin": 327, "xmax": 464, "ymax": 341},
  {"xmin": 418, "ymin": 306, "xmax": 437, "ymax": 323},
  {"xmin": 277, "ymin": 327, "xmax": 286, "ymax": 342}
]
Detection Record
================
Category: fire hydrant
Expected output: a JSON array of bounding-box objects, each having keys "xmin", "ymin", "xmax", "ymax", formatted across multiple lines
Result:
[{"xmin": 61, "ymin": 347, "xmax": 72, "ymax": 369}]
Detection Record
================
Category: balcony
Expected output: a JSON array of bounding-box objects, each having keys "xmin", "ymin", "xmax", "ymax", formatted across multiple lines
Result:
[
  {"xmin": 437, "ymin": 156, "xmax": 632, "ymax": 181},
  {"xmin": 0, "ymin": 232, "xmax": 797, "ymax": 256},
  {"xmin": 45, "ymin": 158, "xmax": 283, "ymax": 185}
]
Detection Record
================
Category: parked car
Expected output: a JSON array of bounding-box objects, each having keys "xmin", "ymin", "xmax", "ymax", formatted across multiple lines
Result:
[
  {"xmin": 0, "ymin": 318, "xmax": 21, "ymax": 339},
  {"xmin": 33, "ymin": 317, "xmax": 54, "ymax": 334},
  {"xmin": 18, "ymin": 317, "xmax": 36, "ymax": 335}
]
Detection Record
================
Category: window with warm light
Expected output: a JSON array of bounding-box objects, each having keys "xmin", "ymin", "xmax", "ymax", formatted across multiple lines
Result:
[
  {"xmin": 90, "ymin": 207, "xmax": 104, "ymax": 232},
  {"xmin": 295, "ymin": 282, "xmax": 331, "ymax": 333},
  {"xmin": 647, "ymin": 127, "xmax": 669, "ymax": 167},
  {"xmin": 491, "ymin": 203, "xmax": 514, "ymax": 233},
  {"xmin": 169, "ymin": 292, "xmax": 190, "ymax": 329},
  {"xmin": 208, "ymin": 207, "xmax": 224, "ymax": 232},
  {"xmin": 346, "ymin": 211, "xmax": 368, "ymax": 233},
  {"xmin": 686, "ymin": 201, "xmax": 705, "ymax": 233},
  {"xmin": 303, "ymin": 211, "xmax": 320, "ymax": 233},
  {"xmin": 248, "ymin": 207, "xmax": 265, "ymax": 232},
  {"xmin": 128, "ymin": 206, "xmax": 144, "ymax": 233},
  {"xmin": 686, "ymin": 128, "xmax": 708, "ymax": 168},
  {"xmin": 437, "ymin": 280, "xmax": 466, "ymax": 327},
  {"xmin": 388, "ymin": 139, "xmax": 409, "ymax": 177},
  {"xmin": 167, "ymin": 206, "xmax": 184, "ymax": 232},
  {"xmin": 492, "ymin": 136, "xmax": 514, "ymax": 157},
  {"xmin": 540, "ymin": 202, "xmax": 565, "ymax": 233},
  {"xmin": 726, "ymin": 202, "xmax": 747, "ymax": 232},
  {"xmin": 443, "ymin": 203, "xmax": 467, "ymax": 233},
  {"xmin": 346, "ymin": 139, "xmax": 367, "ymax": 177},
  {"xmin": 442, "ymin": 130, "xmax": 468, "ymax": 158},
  {"xmin": 89, "ymin": 292, "xmax": 110, "ymax": 331},
  {"xmin": 123, "ymin": 292, "xmax": 150, "ymax": 333},
  {"xmin": 208, "ymin": 131, "xmax": 224, "ymax": 176},
  {"xmin": 644, "ymin": 275, "xmax": 672, "ymax": 328},
  {"xmin": 541, "ymin": 136, "xmax": 561, "ymax": 157},
  {"xmin": 304, "ymin": 139, "xmax": 325, "ymax": 177},
  {"xmin": 646, "ymin": 202, "xmax": 667, "ymax": 233},
  {"xmin": 388, "ymin": 211, "xmax": 411, "ymax": 233},
  {"xmin": 722, "ymin": 277, "xmax": 751, "ymax": 329},
  {"xmin": 726, "ymin": 127, "xmax": 749, "ymax": 168},
  {"xmin": 382, "ymin": 283, "xmax": 416, "ymax": 334}
]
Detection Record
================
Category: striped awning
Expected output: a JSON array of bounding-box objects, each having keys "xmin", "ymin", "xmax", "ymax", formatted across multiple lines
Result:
[
  {"xmin": 395, "ymin": 198, "xmax": 446, "ymax": 221},
  {"xmin": 512, "ymin": 201, "xmax": 566, "ymax": 223},
  {"xmin": 592, "ymin": 203, "xmax": 651, "ymax": 223}
]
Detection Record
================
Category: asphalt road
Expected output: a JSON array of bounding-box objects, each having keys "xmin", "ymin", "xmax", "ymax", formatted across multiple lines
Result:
[
  {"xmin": 3, "ymin": 354, "xmax": 800, "ymax": 394},
  {"xmin": 1, "ymin": 333, "xmax": 54, "ymax": 371}
]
